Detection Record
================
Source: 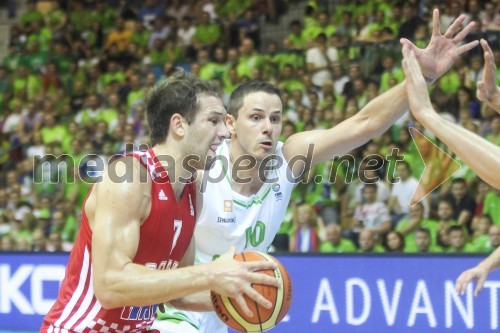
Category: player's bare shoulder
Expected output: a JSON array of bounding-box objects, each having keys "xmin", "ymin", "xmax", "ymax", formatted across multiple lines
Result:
[{"xmin": 85, "ymin": 156, "xmax": 152, "ymax": 229}]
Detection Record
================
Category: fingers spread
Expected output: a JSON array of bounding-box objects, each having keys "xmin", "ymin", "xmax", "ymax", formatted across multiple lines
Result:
[
  {"xmin": 444, "ymin": 14, "xmax": 465, "ymax": 38},
  {"xmin": 457, "ymin": 40, "xmax": 480, "ymax": 55},
  {"xmin": 235, "ymin": 294, "xmax": 253, "ymax": 318},
  {"xmin": 452, "ymin": 21, "xmax": 475, "ymax": 44},
  {"xmin": 247, "ymin": 271, "xmax": 280, "ymax": 287},
  {"xmin": 432, "ymin": 8, "xmax": 441, "ymax": 36},
  {"xmin": 481, "ymin": 38, "xmax": 493, "ymax": 55},
  {"xmin": 244, "ymin": 287, "xmax": 272, "ymax": 309}
]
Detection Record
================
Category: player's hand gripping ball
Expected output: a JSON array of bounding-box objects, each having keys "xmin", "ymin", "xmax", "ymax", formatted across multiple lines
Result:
[{"xmin": 211, "ymin": 251, "xmax": 293, "ymax": 332}]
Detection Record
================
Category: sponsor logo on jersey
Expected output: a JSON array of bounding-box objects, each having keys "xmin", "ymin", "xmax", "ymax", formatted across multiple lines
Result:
[
  {"xmin": 275, "ymin": 192, "xmax": 282, "ymax": 201},
  {"xmin": 224, "ymin": 200, "xmax": 233, "ymax": 212},
  {"xmin": 158, "ymin": 189, "xmax": 168, "ymax": 201},
  {"xmin": 272, "ymin": 183, "xmax": 281, "ymax": 192},
  {"xmin": 217, "ymin": 216, "xmax": 237, "ymax": 223}
]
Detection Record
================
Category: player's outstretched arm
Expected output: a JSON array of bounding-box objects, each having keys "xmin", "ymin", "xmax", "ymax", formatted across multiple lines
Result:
[
  {"xmin": 283, "ymin": 9, "xmax": 478, "ymax": 176},
  {"xmin": 92, "ymin": 158, "xmax": 279, "ymax": 316},
  {"xmin": 477, "ymin": 39, "xmax": 500, "ymax": 112},
  {"xmin": 455, "ymin": 247, "xmax": 500, "ymax": 296},
  {"xmin": 402, "ymin": 43, "xmax": 500, "ymax": 189}
]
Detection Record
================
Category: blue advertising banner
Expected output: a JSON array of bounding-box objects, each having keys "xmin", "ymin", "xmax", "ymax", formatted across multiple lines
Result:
[{"xmin": 0, "ymin": 253, "xmax": 499, "ymax": 332}]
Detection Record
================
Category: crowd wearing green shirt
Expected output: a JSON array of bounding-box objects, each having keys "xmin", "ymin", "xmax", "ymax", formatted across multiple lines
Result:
[{"xmin": 0, "ymin": 0, "xmax": 499, "ymax": 253}]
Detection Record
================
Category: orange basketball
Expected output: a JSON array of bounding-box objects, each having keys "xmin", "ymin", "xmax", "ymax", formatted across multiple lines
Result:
[{"xmin": 210, "ymin": 251, "xmax": 293, "ymax": 333}]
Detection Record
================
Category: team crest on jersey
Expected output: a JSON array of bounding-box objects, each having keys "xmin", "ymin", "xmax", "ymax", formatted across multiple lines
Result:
[
  {"xmin": 158, "ymin": 189, "xmax": 168, "ymax": 201},
  {"xmin": 272, "ymin": 183, "xmax": 281, "ymax": 192},
  {"xmin": 224, "ymin": 200, "xmax": 233, "ymax": 212}
]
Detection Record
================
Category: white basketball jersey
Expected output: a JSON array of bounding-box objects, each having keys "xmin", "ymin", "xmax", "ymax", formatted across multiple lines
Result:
[{"xmin": 195, "ymin": 139, "xmax": 295, "ymax": 264}]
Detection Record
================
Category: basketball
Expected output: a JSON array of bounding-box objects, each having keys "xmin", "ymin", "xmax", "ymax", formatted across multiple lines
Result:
[{"xmin": 210, "ymin": 251, "xmax": 293, "ymax": 333}]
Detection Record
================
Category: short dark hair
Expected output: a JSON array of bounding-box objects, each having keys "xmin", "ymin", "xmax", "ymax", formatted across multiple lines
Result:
[
  {"xmin": 448, "ymin": 225, "xmax": 464, "ymax": 235},
  {"xmin": 416, "ymin": 227, "xmax": 430, "ymax": 237},
  {"xmin": 451, "ymin": 178, "xmax": 466, "ymax": 186},
  {"xmin": 146, "ymin": 71, "xmax": 221, "ymax": 146},
  {"xmin": 227, "ymin": 81, "xmax": 283, "ymax": 118}
]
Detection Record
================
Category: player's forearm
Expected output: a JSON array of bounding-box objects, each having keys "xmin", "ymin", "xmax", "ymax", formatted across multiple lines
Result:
[
  {"xmin": 355, "ymin": 81, "xmax": 409, "ymax": 138},
  {"xmin": 168, "ymin": 291, "xmax": 213, "ymax": 312},
  {"xmin": 414, "ymin": 110, "xmax": 500, "ymax": 188},
  {"xmin": 95, "ymin": 261, "xmax": 219, "ymax": 309},
  {"xmin": 477, "ymin": 246, "xmax": 500, "ymax": 273}
]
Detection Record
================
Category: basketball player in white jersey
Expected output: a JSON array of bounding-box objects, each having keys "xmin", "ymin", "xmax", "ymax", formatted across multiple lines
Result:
[
  {"xmin": 154, "ymin": 9, "xmax": 479, "ymax": 333},
  {"xmin": 402, "ymin": 35, "xmax": 500, "ymax": 301}
]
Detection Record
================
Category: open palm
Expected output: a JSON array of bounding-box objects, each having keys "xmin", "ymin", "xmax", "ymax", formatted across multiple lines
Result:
[{"xmin": 400, "ymin": 9, "xmax": 478, "ymax": 81}]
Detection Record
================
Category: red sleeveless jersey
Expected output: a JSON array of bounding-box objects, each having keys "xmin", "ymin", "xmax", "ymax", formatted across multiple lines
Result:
[{"xmin": 42, "ymin": 149, "xmax": 196, "ymax": 333}]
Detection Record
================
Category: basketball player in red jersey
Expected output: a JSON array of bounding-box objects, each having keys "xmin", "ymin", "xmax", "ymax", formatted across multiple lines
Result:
[{"xmin": 41, "ymin": 72, "xmax": 279, "ymax": 333}]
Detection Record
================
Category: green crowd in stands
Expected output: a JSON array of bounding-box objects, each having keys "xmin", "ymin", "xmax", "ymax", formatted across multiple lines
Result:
[{"xmin": 0, "ymin": 0, "xmax": 499, "ymax": 254}]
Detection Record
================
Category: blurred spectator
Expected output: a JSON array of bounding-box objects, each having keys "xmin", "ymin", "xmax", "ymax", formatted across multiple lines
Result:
[
  {"xmin": 383, "ymin": 231, "xmax": 405, "ymax": 253},
  {"xmin": 138, "ymin": 0, "xmax": 165, "ymax": 30},
  {"xmin": 483, "ymin": 188, "xmax": 500, "ymax": 225},
  {"xmin": 178, "ymin": 16, "xmax": 196, "ymax": 48},
  {"xmin": 396, "ymin": 202, "xmax": 437, "ymax": 252},
  {"xmin": 357, "ymin": 228, "xmax": 385, "ymax": 253},
  {"xmin": 445, "ymin": 178, "xmax": 476, "ymax": 228},
  {"xmin": 471, "ymin": 215, "xmax": 494, "ymax": 252},
  {"xmin": 388, "ymin": 161, "xmax": 425, "ymax": 224},
  {"xmin": 446, "ymin": 225, "xmax": 477, "ymax": 253},
  {"xmin": 306, "ymin": 33, "xmax": 338, "ymax": 88},
  {"xmin": 350, "ymin": 183, "xmax": 392, "ymax": 240},
  {"xmin": 289, "ymin": 203, "xmax": 325, "ymax": 253},
  {"xmin": 488, "ymin": 225, "xmax": 500, "ymax": 251},
  {"xmin": 410, "ymin": 227, "xmax": 442, "ymax": 253},
  {"xmin": 319, "ymin": 224, "xmax": 356, "ymax": 253},
  {"xmin": 105, "ymin": 18, "xmax": 132, "ymax": 52}
]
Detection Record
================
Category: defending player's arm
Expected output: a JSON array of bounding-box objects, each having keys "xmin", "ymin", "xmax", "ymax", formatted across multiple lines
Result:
[
  {"xmin": 476, "ymin": 39, "xmax": 500, "ymax": 112},
  {"xmin": 456, "ymin": 247, "xmax": 500, "ymax": 296},
  {"xmin": 91, "ymin": 158, "xmax": 279, "ymax": 317},
  {"xmin": 282, "ymin": 10, "xmax": 478, "ymax": 176},
  {"xmin": 402, "ymin": 45, "xmax": 500, "ymax": 189}
]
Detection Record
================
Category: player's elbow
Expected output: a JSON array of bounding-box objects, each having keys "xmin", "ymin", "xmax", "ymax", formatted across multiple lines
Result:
[
  {"xmin": 94, "ymin": 277, "xmax": 127, "ymax": 309},
  {"xmin": 95, "ymin": 288, "xmax": 122, "ymax": 309}
]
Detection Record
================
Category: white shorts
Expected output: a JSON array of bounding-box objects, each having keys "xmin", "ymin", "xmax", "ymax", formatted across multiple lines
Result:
[{"xmin": 154, "ymin": 309, "xmax": 227, "ymax": 333}]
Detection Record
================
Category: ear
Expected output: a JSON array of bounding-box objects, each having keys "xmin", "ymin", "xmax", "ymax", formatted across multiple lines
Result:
[
  {"xmin": 225, "ymin": 114, "xmax": 237, "ymax": 136},
  {"xmin": 169, "ymin": 113, "xmax": 186, "ymax": 137}
]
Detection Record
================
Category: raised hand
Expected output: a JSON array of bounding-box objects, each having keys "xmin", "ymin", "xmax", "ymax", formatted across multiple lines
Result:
[
  {"xmin": 455, "ymin": 265, "xmax": 489, "ymax": 297},
  {"xmin": 401, "ymin": 44, "xmax": 433, "ymax": 116},
  {"xmin": 208, "ymin": 247, "xmax": 279, "ymax": 318},
  {"xmin": 400, "ymin": 9, "xmax": 479, "ymax": 82},
  {"xmin": 476, "ymin": 39, "xmax": 500, "ymax": 111}
]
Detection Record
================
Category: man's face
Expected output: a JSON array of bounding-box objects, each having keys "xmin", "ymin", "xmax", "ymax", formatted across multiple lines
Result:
[
  {"xmin": 362, "ymin": 187, "xmax": 377, "ymax": 203},
  {"xmin": 437, "ymin": 202, "xmax": 453, "ymax": 220},
  {"xmin": 415, "ymin": 231, "xmax": 430, "ymax": 251},
  {"xmin": 184, "ymin": 94, "xmax": 229, "ymax": 170},
  {"xmin": 451, "ymin": 182, "xmax": 466, "ymax": 199},
  {"xmin": 449, "ymin": 230, "xmax": 465, "ymax": 249},
  {"xmin": 325, "ymin": 225, "xmax": 341, "ymax": 244},
  {"xmin": 408, "ymin": 204, "xmax": 423, "ymax": 220},
  {"xmin": 359, "ymin": 231, "xmax": 375, "ymax": 251},
  {"xmin": 228, "ymin": 92, "xmax": 282, "ymax": 162},
  {"xmin": 395, "ymin": 163, "xmax": 410, "ymax": 180}
]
